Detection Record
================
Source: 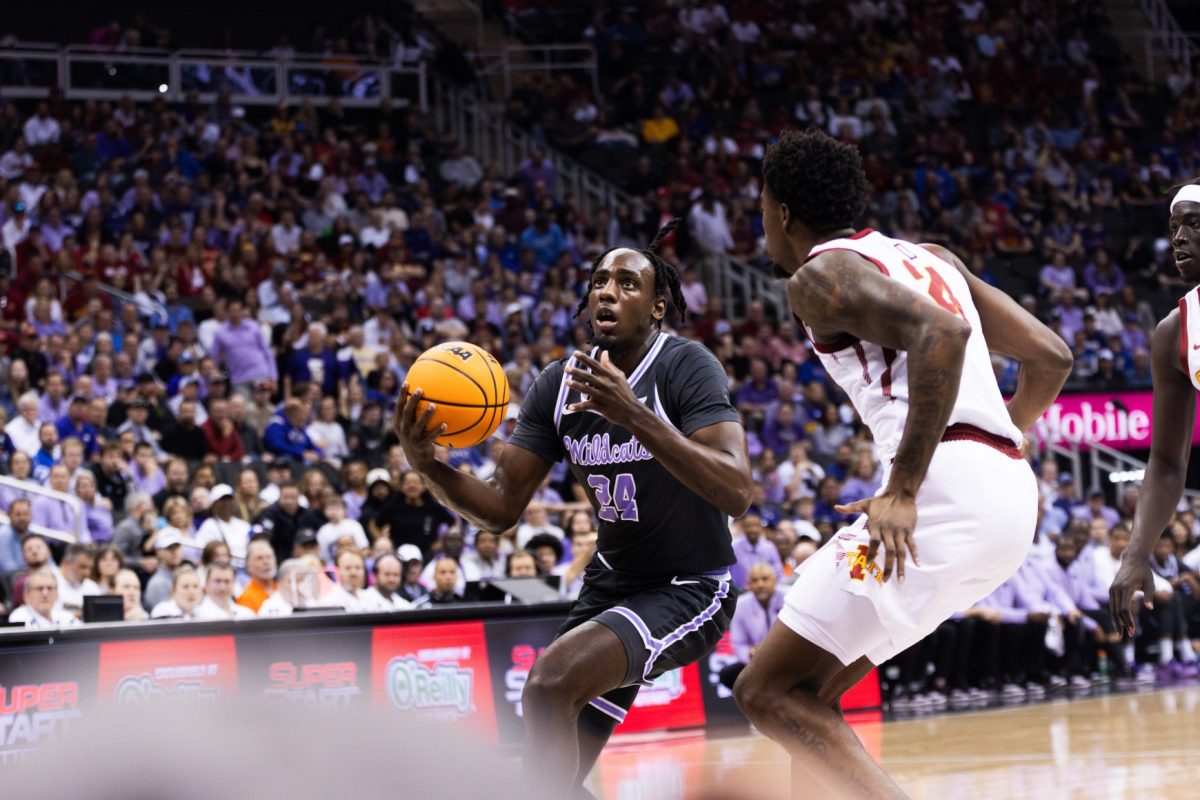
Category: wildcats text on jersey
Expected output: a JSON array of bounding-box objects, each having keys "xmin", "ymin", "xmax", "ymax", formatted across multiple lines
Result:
[{"xmin": 563, "ymin": 432, "xmax": 654, "ymax": 467}]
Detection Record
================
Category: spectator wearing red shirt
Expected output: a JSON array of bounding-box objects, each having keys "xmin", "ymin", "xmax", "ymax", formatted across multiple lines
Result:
[{"xmin": 202, "ymin": 397, "xmax": 246, "ymax": 463}]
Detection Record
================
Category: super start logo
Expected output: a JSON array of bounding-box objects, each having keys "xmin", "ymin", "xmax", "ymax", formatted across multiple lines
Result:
[
  {"xmin": 0, "ymin": 682, "xmax": 82, "ymax": 764},
  {"xmin": 386, "ymin": 655, "xmax": 473, "ymax": 717}
]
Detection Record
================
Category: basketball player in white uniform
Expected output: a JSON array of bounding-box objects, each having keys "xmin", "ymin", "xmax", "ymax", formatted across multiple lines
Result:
[
  {"xmin": 1111, "ymin": 183, "xmax": 1200, "ymax": 637},
  {"xmin": 733, "ymin": 130, "xmax": 1074, "ymax": 798}
]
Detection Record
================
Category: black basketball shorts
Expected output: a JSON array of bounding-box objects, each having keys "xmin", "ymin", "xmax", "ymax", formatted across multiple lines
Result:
[{"xmin": 556, "ymin": 556, "xmax": 737, "ymax": 725}]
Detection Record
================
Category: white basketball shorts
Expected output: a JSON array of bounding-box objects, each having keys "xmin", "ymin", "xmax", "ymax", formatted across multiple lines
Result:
[{"xmin": 779, "ymin": 428, "xmax": 1038, "ymax": 666}]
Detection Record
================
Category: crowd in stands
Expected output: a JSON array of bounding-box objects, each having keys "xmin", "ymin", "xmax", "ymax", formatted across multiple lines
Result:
[
  {"xmin": 500, "ymin": 0, "xmax": 1191, "ymax": 391},
  {"xmin": 0, "ymin": 4, "xmax": 1197, "ymax": 708}
]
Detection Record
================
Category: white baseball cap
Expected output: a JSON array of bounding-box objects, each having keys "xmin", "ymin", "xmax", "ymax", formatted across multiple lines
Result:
[
  {"xmin": 210, "ymin": 484, "xmax": 234, "ymax": 503},
  {"xmin": 396, "ymin": 544, "xmax": 424, "ymax": 563}
]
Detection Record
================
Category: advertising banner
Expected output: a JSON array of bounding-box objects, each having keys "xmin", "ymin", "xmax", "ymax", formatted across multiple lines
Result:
[
  {"xmin": 697, "ymin": 631, "xmax": 745, "ymax": 727},
  {"xmin": 96, "ymin": 636, "xmax": 238, "ymax": 704},
  {"xmin": 371, "ymin": 621, "xmax": 497, "ymax": 742},
  {"xmin": 483, "ymin": 616, "xmax": 559, "ymax": 741},
  {"xmin": 0, "ymin": 643, "xmax": 96, "ymax": 765},
  {"xmin": 1032, "ymin": 391, "xmax": 1200, "ymax": 450},
  {"xmin": 621, "ymin": 663, "xmax": 707, "ymax": 733},
  {"xmin": 237, "ymin": 629, "xmax": 371, "ymax": 708}
]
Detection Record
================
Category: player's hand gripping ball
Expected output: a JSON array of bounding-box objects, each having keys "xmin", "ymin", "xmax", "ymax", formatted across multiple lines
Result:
[{"xmin": 402, "ymin": 341, "xmax": 511, "ymax": 448}]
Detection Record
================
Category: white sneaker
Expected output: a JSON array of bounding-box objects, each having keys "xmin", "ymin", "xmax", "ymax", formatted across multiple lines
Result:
[
  {"xmin": 1025, "ymin": 682, "xmax": 1046, "ymax": 699},
  {"xmin": 925, "ymin": 690, "xmax": 948, "ymax": 708},
  {"xmin": 949, "ymin": 689, "xmax": 971, "ymax": 707},
  {"xmin": 1069, "ymin": 675, "xmax": 1091, "ymax": 693},
  {"xmin": 1001, "ymin": 683, "xmax": 1027, "ymax": 701},
  {"xmin": 1046, "ymin": 675, "xmax": 1068, "ymax": 692}
]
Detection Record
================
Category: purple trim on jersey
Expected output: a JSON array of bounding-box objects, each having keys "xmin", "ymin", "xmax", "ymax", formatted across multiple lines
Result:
[
  {"xmin": 608, "ymin": 606, "xmax": 655, "ymax": 656},
  {"xmin": 606, "ymin": 578, "xmax": 731, "ymax": 682},
  {"xmin": 552, "ymin": 354, "xmax": 578, "ymax": 431},
  {"xmin": 642, "ymin": 578, "xmax": 729, "ymax": 680},
  {"xmin": 627, "ymin": 332, "xmax": 668, "ymax": 387},
  {"xmin": 588, "ymin": 696, "xmax": 628, "ymax": 722}
]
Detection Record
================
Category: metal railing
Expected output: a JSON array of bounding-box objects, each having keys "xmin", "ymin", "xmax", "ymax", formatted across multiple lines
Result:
[
  {"xmin": 63, "ymin": 270, "xmax": 168, "ymax": 323},
  {"xmin": 0, "ymin": 43, "xmax": 429, "ymax": 111},
  {"xmin": 408, "ymin": 0, "xmax": 485, "ymax": 49},
  {"xmin": 429, "ymin": 77, "xmax": 786, "ymax": 320},
  {"xmin": 1042, "ymin": 438, "xmax": 1200, "ymax": 508},
  {"xmin": 474, "ymin": 44, "xmax": 599, "ymax": 100},
  {"xmin": 1140, "ymin": 0, "xmax": 1199, "ymax": 81},
  {"xmin": 0, "ymin": 476, "xmax": 83, "ymax": 543}
]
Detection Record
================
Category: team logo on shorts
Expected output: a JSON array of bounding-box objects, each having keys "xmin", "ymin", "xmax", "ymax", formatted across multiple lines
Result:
[{"xmin": 833, "ymin": 533, "xmax": 884, "ymax": 585}]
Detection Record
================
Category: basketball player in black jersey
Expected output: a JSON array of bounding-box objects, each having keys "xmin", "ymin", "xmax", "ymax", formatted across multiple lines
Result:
[{"xmin": 396, "ymin": 220, "xmax": 753, "ymax": 798}]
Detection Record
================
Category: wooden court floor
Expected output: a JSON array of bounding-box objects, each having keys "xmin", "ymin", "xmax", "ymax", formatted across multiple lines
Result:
[{"xmin": 591, "ymin": 686, "xmax": 1200, "ymax": 800}]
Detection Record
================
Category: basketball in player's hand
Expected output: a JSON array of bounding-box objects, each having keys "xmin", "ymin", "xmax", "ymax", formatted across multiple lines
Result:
[{"xmin": 404, "ymin": 341, "xmax": 511, "ymax": 448}]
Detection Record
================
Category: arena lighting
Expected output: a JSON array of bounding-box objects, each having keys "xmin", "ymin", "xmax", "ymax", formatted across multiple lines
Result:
[
  {"xmin": 158, "ymin": 84, "xmax": 168, "ymax": 93},
  {"xmin": 1109, "ymin": 469, "xmax": 1145, "ymax": 483}
]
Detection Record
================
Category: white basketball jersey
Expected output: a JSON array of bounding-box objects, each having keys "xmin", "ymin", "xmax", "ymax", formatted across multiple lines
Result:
[
  {"xmin": 797, "ymin": 229, "xmax": 1022, "ymax": 462},
  {"xmin": 1179, "ymin": 287, "xmax": 1200, "ymax": 391}
]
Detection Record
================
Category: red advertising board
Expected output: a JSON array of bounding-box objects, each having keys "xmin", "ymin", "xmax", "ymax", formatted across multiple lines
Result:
[
  {"xmin": 620, "ymin": 662, "xmax": 707, "ymax": 733},
  {"xmin": 371, "ymin": 622, "xmax": 497, "ymax": 742},
  {"xmin": 96, "ymin": 636, "xmax": 239, "ymax": 704},
  {"xmin": 1032, "ymin": 390, "xmax": 1200, "ymax": 450}
]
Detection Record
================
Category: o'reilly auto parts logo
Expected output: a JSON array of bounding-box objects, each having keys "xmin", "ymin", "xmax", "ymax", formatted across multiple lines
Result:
[{"xmin": 386, "ymin": 656, "xmax": 473, "ymax": 716}]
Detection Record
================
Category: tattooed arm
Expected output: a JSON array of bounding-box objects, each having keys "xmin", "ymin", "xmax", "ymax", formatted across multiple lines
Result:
[{"xmin": 789, "ymin": 249, "xmax": 971, "ymax": 582}]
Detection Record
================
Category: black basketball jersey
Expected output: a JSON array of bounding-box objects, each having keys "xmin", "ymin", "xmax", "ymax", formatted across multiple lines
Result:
[{"xmin": 508, "ymin": 332, "xmax": 740, "ymax": 576}]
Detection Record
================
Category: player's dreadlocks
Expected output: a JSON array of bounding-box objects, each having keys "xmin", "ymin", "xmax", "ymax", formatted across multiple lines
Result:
[{"xmin": 575, "ymin": 218, "xmax": 688, "ymax": 328}]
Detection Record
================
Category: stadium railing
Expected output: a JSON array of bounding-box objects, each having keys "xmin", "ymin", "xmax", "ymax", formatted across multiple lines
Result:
[
  {"xmin": 1141, "ymin": 0, "xmax": 1199, "ymax": 81},
  {"xmin": 0, "ymin": 42, "xmax": 430, "ymax": 111},
  {"xmin": 0, "ymin": 476, "xmax": 83, "ymax": 544},
  {"xmin": 430, "ymin": 76, "xmax": 786, "ymax": 320}
]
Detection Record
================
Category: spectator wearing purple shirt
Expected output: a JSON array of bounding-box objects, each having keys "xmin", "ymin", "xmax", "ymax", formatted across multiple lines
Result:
[
  {"xmin": 1038, "ymin": 252, "xmax": 1077, "ymax": 300},
  {"xmin": 761, "ymin": 402, "xmax": 806, "ymax": 458},
  {"xmin": 75, "ymin": 471, "xmax": 113, "ymax": 543},
  {"xmin": 36, "ymin": 373, "xmax": 69, "ymax": 424},
  {"xmin": 209, "ymin": 298, "xmax": 277, "ymax": 395},
  {"xmin": 838, "ymin": 455, "xmax": 882, "ymax": 506},
  {"xmin": 735, "ymin": 359, "xmax": 778, "ymax": 429},
  {"xmin": 354, "ymin": 160, "xmax": 390, "ymax": 203},
  {"xmin": 729, "ymin": 511, "xmax": 783, "ymax": 589},
  {"xmin": 1081, "ymin": 248, "xmax": 1125, "ymax": 297},
  {"xmin": 31, "ymin": 465, "xmax": 80, "ymax": 540},
  {"xmin": 516, "ymin": 148, "xmax": 557, "ymax": 196},
  {"xmin": 718, "ymin": 564, "xmax": 786, "ymax": 689},
  {"xmin": 1070, "ymin": 489, "xmax": 1121, "ymax": 529},
  {"xmin": 1053, "ymin": 294, "xmax": 1085, "ymax": 344},
  {"xmin": 129, "ymin": 442, "xmax": 166, "ymax": 495}
]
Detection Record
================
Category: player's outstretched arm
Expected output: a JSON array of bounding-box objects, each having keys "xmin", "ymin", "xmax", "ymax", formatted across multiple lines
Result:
[
  {"xmin": 793, "ymin": 249, "xmax": 970, "ymax": 582},
  {"xmin": 922, "ymin": 243, "xmax": 1073, "ymax": 432},
  {"xmin": 1111, "ymin": 314, "xmax": 1196, "ymax": 636},
  {"xmin": 395, "ymin": 387, "xmax": 552, "ymax": 532}
]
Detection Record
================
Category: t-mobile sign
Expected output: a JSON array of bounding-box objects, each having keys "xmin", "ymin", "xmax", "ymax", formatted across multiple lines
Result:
[{"xmin": 1031, "ymin": 391, "xmax": 1200, "ymax": 450}]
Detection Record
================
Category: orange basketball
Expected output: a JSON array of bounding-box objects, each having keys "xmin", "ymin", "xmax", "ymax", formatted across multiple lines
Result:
[{"xmin": 405, "ymin": 341, "xmax": 511, "ymax": 448}]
